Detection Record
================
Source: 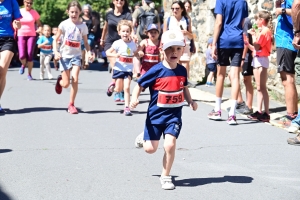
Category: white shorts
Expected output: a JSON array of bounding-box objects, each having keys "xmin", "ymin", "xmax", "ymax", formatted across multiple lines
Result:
[
  {"xmin": 180, "ymin": 43, "xmax": 190, "ymax": 62},
  {"xmin": 252, "ymin": 56, "xmax": 269, "ymax": 68}
]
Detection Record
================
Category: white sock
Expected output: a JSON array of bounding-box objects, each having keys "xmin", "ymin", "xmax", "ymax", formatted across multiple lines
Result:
[
  {"xmin": 229, "ymin": 100, "xmax": 237, "ymax": 116},
  {"xmin": 214, "ymin": 97, "xmax": 222, "ymax": 111}
]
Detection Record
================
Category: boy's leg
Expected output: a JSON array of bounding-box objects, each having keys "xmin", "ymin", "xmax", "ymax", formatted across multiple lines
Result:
[
  {"xmin": 39, "ymin": 54, "xmax": 45, "ymax": 79},
  {"xmin": 123, "ymin": 76, "xmax": 131, "ymax": 107},
  {"xmin": 114, "ymin": 78, "xmax": 124, "ymax": 93},
  {"xmin": 162, "ymin": 134, "xmax": 176, "ymax": 176},
  {"xmin": 44, "ymin": 54, "xmax": 53, "ymax": 79}
]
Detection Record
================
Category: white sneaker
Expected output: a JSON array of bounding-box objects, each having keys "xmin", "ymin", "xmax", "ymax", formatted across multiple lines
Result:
[
  {"xmin": 227, "ymin": 115, "xmax": 237, "ymax": 125},
  {"xmin": 134, "ymin": 132, "xmax": 144, "ymax": 148},
  {"xmin": 40, "ymin": 74, "xmax": 44, "ymax": 80},
  {"xmin": 160, "ymin": 176, "xmax": 175, "ymax": 190},
  {"xmin": 287, "ymin": 123, "xmax": 300, "ymax": 133},
  {"xmin": 48, "ymin": 75, "xmax": 53, "ymax": 80}
]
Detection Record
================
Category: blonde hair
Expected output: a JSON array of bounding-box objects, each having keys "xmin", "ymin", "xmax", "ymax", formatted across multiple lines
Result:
[
  {"xmin": 117, "ymin": 20, "xmax": 133, "ymax": 33},
  {"xmin": 43, "ymin": 24, "xmax": 51, "ymax": 30}
]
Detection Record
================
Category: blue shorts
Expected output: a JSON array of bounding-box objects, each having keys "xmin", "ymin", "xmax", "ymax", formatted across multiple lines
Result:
[
  {"xmin": 112, "ymin": 70, "xmax": 133, "ymax": 79},
  {"xmin": 59, "ymin": 56, "xmax": 81, "ymax": 71},
  {"xmin": 207, "ymin": 63, "xmax": 217, "ymax": 72},
  {"xmin": 143, "ymin": 122, "xmax": 182, "ymax": 140}
]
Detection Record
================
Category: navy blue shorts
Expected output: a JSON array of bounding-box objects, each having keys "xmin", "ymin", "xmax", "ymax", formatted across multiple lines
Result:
[
  {"xmin": 143, "ymin": 122, "xmax": 182, "ymax": 140},
  {"xmin": 207, "ymin": 63, "xmax": 217, "ymax": 72},
  {"xmin": 112, "ymin": 70, "xmax": 133, "ymax": 79}
]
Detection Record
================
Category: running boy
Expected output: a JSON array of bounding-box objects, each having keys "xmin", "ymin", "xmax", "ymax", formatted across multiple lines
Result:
[
  {"xmin": 37, "ymin": 25, "xmax": 54, "ymax": 80},
  {"xmin": 106, "ymin": 20, "xmax": 138, "ymax": 116},
  {"xmin": 130, "ymin": 30, "xmax": 198, "ymax": 190},
  {"xmin": 53, "ymin": 0, "xmax": 92, "ymax": 114}
]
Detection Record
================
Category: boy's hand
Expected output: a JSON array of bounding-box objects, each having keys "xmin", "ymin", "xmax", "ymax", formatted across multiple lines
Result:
[
  {"xmin": 130, "ymin": 99, "xmax": 139, "ymax": 109},
  {"xmin": 189, "ymin": 101, "xmax": 198, "ymax": 111},
  {"xmin": 115, "ymin": 53, "xmax": 121, "ymax": 58}
]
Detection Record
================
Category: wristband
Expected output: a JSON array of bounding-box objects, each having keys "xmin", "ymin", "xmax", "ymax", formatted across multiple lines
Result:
[
  {"xmin": 242, "ymin": 58, "xmax": 245, "ymax": 61},
  {"xmin": 282, "ymin": 8, "xmax": 286, "ymax": 14}
]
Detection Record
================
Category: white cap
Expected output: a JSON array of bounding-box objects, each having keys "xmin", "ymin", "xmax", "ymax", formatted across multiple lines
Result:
[{"xmin": 161, "ymin": 30, "xmax": 185, "ymax": 50}]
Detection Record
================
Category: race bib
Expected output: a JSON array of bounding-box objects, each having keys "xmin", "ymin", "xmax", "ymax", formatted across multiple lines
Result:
[
  {"xmin": 157, "ymin": 90, "xmax": 184, "ymax": 108},
  {"xmin": 119, "ymin": 55, "xmax": 133, "ymax": 63},
  {"xmin": 41, "ymin": 45, "xmax": 52, "ymax": 50},
  {"xmin": 65, "ymin": 40, "xmax": 80, "ymax": 48},
  {"xmin": 144, "ymin": 54, "xmax": 159, "ymax": 63}
]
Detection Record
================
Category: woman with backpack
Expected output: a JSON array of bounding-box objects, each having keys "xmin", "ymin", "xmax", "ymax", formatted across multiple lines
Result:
[{"xmin": 163, "ymin": 0, "xmax": 193, "ymax": 86}]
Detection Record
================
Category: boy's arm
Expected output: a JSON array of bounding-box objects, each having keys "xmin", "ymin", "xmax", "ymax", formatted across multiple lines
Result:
[
  {"xmin": 130, "ymin": 84, "xmax": 144, "ymax": 109},
  {"xmin": 183, "ymin": 87, "xmax": 198, "ymax": 111},
  {"xmin": 105, "ymin": 47, "xmax": 119, "ymax": 58}
]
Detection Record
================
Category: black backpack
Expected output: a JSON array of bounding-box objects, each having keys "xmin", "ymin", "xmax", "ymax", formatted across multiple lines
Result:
[{"xmin": 138, "ymin": 7, "xmax": 156, "ymax": 39}]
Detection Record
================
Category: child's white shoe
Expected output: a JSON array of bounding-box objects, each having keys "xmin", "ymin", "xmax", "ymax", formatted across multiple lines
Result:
[{"xmin": 160, "ymin": 176, "xmax": 175, "ymax": 190}]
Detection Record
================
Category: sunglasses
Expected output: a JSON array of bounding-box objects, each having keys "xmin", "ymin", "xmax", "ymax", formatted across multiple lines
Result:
[
  {"xmin": 171, "ymin": 7, "xmax": 180, "ymax": 11},
  {"xmin": 25, "ymin": 1, "xmax": 33, "ymax": 5}
]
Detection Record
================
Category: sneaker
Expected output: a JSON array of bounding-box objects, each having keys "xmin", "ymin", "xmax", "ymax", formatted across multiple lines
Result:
[
  {"xmin": 68, "ymin": 103, "xmax": 78, "ymax": 114},
  {"xmin": 227, "ymin": 115, "xmax": 237, "ymax": 125},
  {"xmin": 269, "ymin": 115, "xmax": 293, "ymax": 128},
  {"xmin": 236, "ymin": 105, "xmax": 253, "ymax": 115},
  {"xmin": 160, "ymin": 176, "xmax": 175, "ymax": 190},
  {"xmin": 106, "ymin": 82, "xmax": 115, "ymax": 97},
  {"xmin": 40, "ymin": 74, "xmax": 44, "ymax": 80},
  {"xmin": 208, "ymin": 109, "xmax": 221, "ymax": 120},
  {"xmin": 19, "ymin": 65, "xmax": 25, "ymax": 74},
  {"xmin": 257, "ymin": 112, "xmax": 270, "ymax": 122},
  {"xmin": 134, "ymin": 132, "xmax": 144, "ymax": 148},
  {"xmin": 27, "ymin": 75, "xmax": 33, "ymax": 81},
  {"xmin": 48, "ymin": 74, "xmax": 53, "ymax": 80},
  {"xmin": 114, "ymin": 92, "xmax": 120, "ymax": 102},
  {"xmin": 287, "ymin": 123, "xmax": 300, "ymax": 133},
  {"xmin": 287, "ymin": 134, "xmax": 300, "ymax": 146},
  {"xmin": 247, "ymin": 111, "xmax": 262, "ymax": 120},
  {"xmin": 124, "ymin": 107, "xmax": 132, "ymax": 116},
  {"xmin": 55, "ymin": 75, "xmax": 62, "ymax": 94},
  {"xmin": 205, "ymin": 82, "xmax": 214, "ymax": 87},
  {"xmin": 120, "ymin": 91, "xmax": 125, "ymax": 102}
]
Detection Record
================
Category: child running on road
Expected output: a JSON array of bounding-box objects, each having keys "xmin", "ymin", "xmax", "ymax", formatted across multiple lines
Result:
[
  {"xmin": 137, "ymin": 24, "xmax": 160, "ymax": 76},
  {"xmin": 53, "ymin": 0, "xmax": 92, "ymax": 114},
  {"xmin": 245, "ymin": 11, "xmax": 273, "ymax": 122},
  {"xmin": 106, "ymin": 20, "xmax": 138, "ymax": 116},
  {"xmin": 130, "ymin": 30, "xmax": 198, "ymax": 190},
  {"xmin": 205, "ymin": 37, "xmax": 216, "ymax": 86},
  {"xmin": 37, "ymin": 25, "xmax": 53, "ymax": 80}
]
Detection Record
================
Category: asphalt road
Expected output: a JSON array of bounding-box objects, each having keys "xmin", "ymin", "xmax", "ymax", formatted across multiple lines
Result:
[{"xmin": 0, "ymin": 61, "xmax": 299, "ymax": 200}]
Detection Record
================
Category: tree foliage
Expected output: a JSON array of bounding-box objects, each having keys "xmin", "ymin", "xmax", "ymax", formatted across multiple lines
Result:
[{"xmin": 32, "ymin": 0, "xmax": 162, "ymax": 27}]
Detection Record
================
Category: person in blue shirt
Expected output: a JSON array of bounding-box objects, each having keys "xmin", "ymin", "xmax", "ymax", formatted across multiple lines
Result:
[
  {"xmin": 208, "ymin": 0, "xmax": 248, "ymax": 125},
  {"xmin": 270, "ymin": 0, "xmax": 298, "ymax": 128},
  {"xmin": 0, "ymin": 0, "xmax": 22, "ymax": 113},
  {"xmin": 130, "ymin": 30, "xmax": 197, "ymax": 190},
  {"xmin": 37, "ymin": 25, "xmax": 54, "ymax": 80}
]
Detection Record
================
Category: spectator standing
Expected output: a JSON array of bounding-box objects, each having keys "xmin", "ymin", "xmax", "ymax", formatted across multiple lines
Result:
[
  {"xmin": 0, "ymin": 0, "xmax": 22, "ymax": 113},
  {"xmin": 18, "ymin": 0, "xmax": 42, "ymax": 80},
  {"xmin": 270, "ymin": 0, "xmax": 298, "ymax": 128},
  {"xmin": 286, "ymin": 0, "xmax": 300, "ymax": 145},
  {"xmin": 100, "ymin": 0, "xmax": 132, "ymax": 102},
  {"xmin": 207, "ymin": 0, "xmax": 248, "ymax": 125},
  {"xmin": 205, "ymin": 38, "xmax": 216, "ymax": 86}
]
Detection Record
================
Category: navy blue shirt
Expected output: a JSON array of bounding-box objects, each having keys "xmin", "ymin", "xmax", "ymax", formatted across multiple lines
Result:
[
  {"xmin": 214, "ymin": 0, "xmax": 248, "ymax": 48},
  {"xmin": 138, "ymin": 62, "xmax": 188, "ymax": 124},
  {"xmin": 0, "ymin": 0, "xmax": 22, "ymax": 37}
]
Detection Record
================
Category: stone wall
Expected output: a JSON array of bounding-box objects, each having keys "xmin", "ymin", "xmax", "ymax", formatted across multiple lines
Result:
[{"xmin": 163, "ymin": 0, "xmax": 283, "ymax": 90}]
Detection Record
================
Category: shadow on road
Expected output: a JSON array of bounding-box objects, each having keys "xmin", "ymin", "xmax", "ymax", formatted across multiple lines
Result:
[
  {"xmin": 3, "ymin": 107, "xmax": 69, "ymax": 114},
  {"xmin": 0, "ymin": 185, "xmax": 12, "ymax": 200},
  {"xmin": 174, "ymin": 175, "xmax": 253, "ymax": 187},
  {"xmin": 0, "ymin": 149, "xmax": 12, "ymax": 154}
]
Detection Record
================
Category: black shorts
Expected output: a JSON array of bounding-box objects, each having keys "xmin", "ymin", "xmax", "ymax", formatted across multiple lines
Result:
[
  {"xmin": 242, "ymin": 55, "xmax": 253, "ymax": 76},
  {"xmin": 0, "ymin": 37, "xmax": 17, "ymax": 53},
  {"xmin": 277, "ymin": 47, "xmax": 297, "ymax": 74},
  {"xmin": 217, "ymin": 48, "xmax": 243, "ymax": 67},
  {"xmin": 112, "ymin": 70, "xmax": 133, "ymax": 79}
]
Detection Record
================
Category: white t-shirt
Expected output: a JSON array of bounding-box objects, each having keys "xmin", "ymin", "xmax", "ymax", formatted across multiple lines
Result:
[
  {"xmin": 112, "ymin": 39, "xmax": 137, "ymax": 72},
  {"xmin": 58, "ymin": 19, "xmax": 88, "ymax": 58},
  {"xmin": 168, "ymin": 16, "xmax": 190, "ymax": 45}
]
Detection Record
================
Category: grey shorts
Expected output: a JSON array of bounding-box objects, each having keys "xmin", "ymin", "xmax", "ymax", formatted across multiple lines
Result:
[{"xmin": 59, "ymin": 56, "xmax": 81, "ymax": 71}]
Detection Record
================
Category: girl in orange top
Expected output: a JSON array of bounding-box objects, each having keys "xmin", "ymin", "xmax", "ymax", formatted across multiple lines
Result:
[{"xmin": 245, "ymin": 11, "xmax": 273, "ymax": 122}]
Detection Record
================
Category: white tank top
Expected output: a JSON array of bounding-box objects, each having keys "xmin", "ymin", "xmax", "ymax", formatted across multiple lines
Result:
[{"xmin": 168, "ymin": 16, "xmax": 190, "ymax": 44}]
